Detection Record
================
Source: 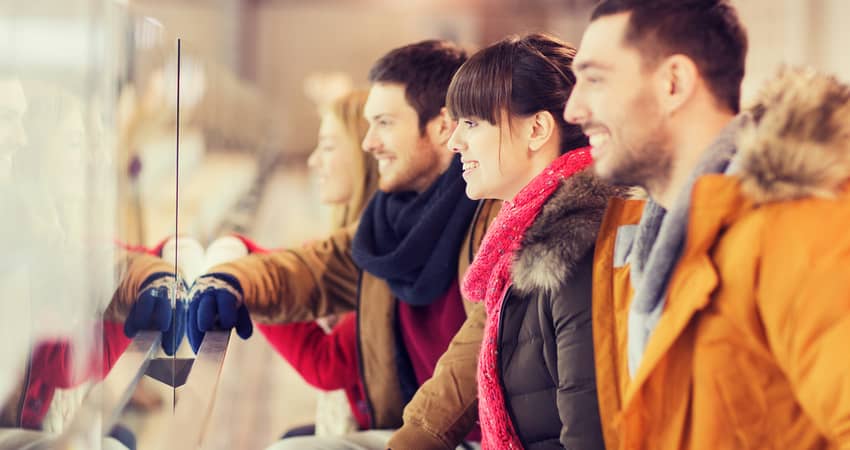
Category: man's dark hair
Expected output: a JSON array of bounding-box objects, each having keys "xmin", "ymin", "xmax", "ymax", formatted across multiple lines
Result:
[
  {"xmin": 368, "ymin": 40, "xmax": 467, "ymax": 132},
  {"xmin": 592, "ymin": 0, "xmax": 747, "ymax": 113}
]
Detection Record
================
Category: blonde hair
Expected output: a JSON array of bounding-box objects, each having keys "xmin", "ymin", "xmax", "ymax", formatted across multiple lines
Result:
[{"xmin": 319, "ymin": 90, "xmax": 378, "ymax": 228}]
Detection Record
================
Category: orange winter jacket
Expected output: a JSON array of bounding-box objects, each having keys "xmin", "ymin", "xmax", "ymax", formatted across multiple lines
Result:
[{"xmin": 592, "ymin": 69, "xmax": 850, "ymax": 450}]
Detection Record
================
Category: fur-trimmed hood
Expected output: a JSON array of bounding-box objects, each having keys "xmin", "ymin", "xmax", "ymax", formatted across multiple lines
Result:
[
  {"xmin": 512, "ymin": 169, "xmax": 622, "ymax": 294},
  {"xmin": 737, "ymin": 67, "xmax": 850, "ymax": 205}
]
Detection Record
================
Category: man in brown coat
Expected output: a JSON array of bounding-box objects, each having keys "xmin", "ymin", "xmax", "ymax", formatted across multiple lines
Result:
[{"xmin": 189, "ymin": 40, "xmax": 499, "ymax": 450}]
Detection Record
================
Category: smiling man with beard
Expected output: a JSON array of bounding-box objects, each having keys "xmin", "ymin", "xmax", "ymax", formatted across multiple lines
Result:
[
  {"xmin": 565, "ymin": 1, "xmax": 850, "ymax": 449},
  {"xmin": 190, "ymin": 40, "xmax": 501, "ymax": 450}
]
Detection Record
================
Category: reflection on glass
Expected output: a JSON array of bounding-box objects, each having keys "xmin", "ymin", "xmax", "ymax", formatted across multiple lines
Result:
[
  {"xmin": 2, "ymin": 0, "xmax": 282, "ymax": 444},
  {"xmin": 0, "ymin": 1, "xmax": 182, "ymax": 448}
]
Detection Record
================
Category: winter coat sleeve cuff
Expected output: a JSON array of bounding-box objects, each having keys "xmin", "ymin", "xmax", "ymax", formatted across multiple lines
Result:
[{"xmin": 387, "ymin": 422, "xmax": 453, "ymax": 450}]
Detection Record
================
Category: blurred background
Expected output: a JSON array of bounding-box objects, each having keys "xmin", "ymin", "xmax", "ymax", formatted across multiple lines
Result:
[{"xmin": 1, "ymin": 0, "xmax": 849, "ymax": 448}]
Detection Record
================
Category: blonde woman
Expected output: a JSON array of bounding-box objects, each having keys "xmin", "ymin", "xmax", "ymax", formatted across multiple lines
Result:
[
  {"xmin": 227, "ymin": 90, "xmax": 378, "ymax": 440},
  {"xmin": 308, "ymin": 90, "xmax": 379, "ymax": 229}
]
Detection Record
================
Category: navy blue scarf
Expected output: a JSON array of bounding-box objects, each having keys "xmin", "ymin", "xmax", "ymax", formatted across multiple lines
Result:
[{"xmin": 352, "ymin": 155, "xmax": 478, "ymax": 305}]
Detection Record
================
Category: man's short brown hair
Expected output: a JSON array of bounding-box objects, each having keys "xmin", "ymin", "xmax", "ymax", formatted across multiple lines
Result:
[
  {"xmin": 592, "ymin": 0, "xmax": 748, "ymax": 113},
  {"xmin": 368, "ymin": 40, "xmax": 467, "ymax": 132}
]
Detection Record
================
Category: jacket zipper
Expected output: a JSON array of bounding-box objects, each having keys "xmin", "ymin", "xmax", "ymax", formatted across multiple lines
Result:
[
  {"xmin": 495, "ymin": 286, "xmax": 524, "ymax": 444},
  {"xmin": 354, "ymin": 271, "xmax": 376, "ymax": 429}
]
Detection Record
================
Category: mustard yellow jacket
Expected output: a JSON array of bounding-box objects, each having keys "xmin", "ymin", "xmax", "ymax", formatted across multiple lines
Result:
[{"xmin": 593, "ymin": 69, "xmax": 850, "ymax": 450}]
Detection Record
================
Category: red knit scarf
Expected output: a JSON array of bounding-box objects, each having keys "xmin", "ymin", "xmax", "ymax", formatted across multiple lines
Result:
[{"xmin": 461, "ymin": 147, "xmax": 593, "ymax": 450}]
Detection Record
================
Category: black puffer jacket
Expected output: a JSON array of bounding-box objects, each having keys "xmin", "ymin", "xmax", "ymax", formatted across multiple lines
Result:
[{"xmin": 497, "ymin": 169, "xmax": 616, "ymax": 449}]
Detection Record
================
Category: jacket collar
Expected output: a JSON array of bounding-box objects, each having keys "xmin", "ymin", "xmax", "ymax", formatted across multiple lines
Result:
[
  {"xmin": 512, "ymin": 169, "xmax": 620, "ymax": 295},
  {"xmin": 736, "ymin": 67, "xmax": 850, "ymax": 204}
]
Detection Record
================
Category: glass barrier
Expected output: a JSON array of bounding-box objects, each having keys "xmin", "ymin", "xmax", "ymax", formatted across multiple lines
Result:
[
  {"xmin": 1, "ymin": 0, "xmax": 281, "ymax": 447},
  {"xmin": 0, "ymin": 1, "xmax": 185, "ymax": 448}
]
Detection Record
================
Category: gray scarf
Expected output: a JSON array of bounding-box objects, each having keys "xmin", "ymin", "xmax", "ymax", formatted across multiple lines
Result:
[{"xmin": 627, "ymin": 116, "xmax": 744, "ymax": 376}]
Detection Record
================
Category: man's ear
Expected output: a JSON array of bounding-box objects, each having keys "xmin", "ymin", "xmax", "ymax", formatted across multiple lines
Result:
[
  {"xmin": 655, "ymin": 54, "xmax": 699, "ymax": 115},
  {"xmin": 427, "ymin": 107, "xmax": 456, "ymax": 145}
]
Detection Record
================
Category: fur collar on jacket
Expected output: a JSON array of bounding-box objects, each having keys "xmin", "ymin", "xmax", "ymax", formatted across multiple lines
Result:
[
  {"xmin": 738, "ymin": 67, "xmax": 850, "ymax": 205},
  {"xmin": 512, "ymin": 169, "xmax": 621, "ymax": 295}
]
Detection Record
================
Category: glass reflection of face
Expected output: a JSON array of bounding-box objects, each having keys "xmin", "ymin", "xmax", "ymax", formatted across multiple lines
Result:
[
  {"xmin": 0, "ymin": 79, "xmax": 28, "ymax": 181},
  {"xmin": 44, "ymin": 100, "xmax": 86, "ymax": 199},
  {"xmin": 307, "ymin": 113, "xmax": 358, "ymax": 205}
]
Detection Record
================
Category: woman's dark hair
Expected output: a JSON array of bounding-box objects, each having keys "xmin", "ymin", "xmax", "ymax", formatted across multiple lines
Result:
[{"xmin": 447, "ymin": 33, "xmax": 588, "ymax": 152}]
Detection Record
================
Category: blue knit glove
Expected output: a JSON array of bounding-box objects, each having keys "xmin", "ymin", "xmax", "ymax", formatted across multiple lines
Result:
[
  {"xmin": 161, "ymin": 295, "xmax": 188, "ymax": 356},
  {"xmin": 123, "ymin": 273, "xmax": 188, "ymax": 356},
  {"xmin": 187, "ymin": 273, "xmax": 253, "ymax": 353}
]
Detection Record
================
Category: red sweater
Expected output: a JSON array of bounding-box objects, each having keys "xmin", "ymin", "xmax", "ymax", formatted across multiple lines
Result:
[
  {"xmin": 20, "ymin": 238, "xmax": 160, "ymax": 429},
  {"xmin": 22, "ymin": 237, "xmax": 241, "ymax": 428},
  {"xmin": 232, "ymin": 234, "xmax": 369, "ymax": 429},
  {"xmin": 22, "ymin": 321, "xmax": 130, "ymax": 429},
  {"xmin": 398, "ymin": 280, "xmax": 482, "ymax": 442},
  {"xmin": 257, "ymin": 315, "xmax": 369, "ymax": 429},
  {"xmin": 397, "ymin": 279, "xmax": 467, "ymax": 387}
]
